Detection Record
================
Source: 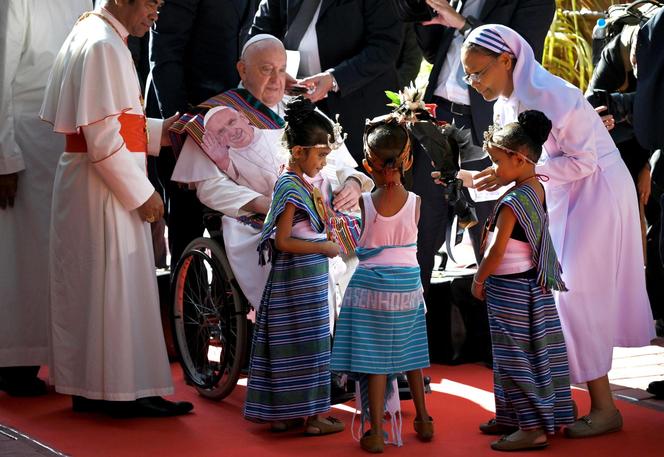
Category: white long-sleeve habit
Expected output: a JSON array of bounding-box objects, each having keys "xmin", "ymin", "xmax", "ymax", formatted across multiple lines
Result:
[{"xmin": 0, "ymin": 0, "xmax": 88, "ymax": 368}]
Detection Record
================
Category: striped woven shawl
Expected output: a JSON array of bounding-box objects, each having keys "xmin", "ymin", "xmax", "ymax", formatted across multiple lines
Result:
[
  {"xmin": 168, "ymin": 88, "xmax": 286, "ymax": 156},
  {"xmin": 258, "ymin": 172, "xmax": 325, "ymax": 264},
  {"xmin": 487, "ymin": 185, "xmax": 567, "ymax": 292}
]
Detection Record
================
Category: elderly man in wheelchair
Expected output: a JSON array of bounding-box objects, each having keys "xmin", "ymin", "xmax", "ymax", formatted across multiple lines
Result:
[{"xmin": 167, "ymin": 34, "xmax": 373, "ymax": 401}]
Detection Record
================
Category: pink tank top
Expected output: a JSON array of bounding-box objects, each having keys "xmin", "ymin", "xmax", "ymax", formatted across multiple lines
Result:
[
  {"xmin": 358, "ymin": 192, "xmax": 419, "ymax": 267},
  {"xmin": 486, "ymin": 230, "xmax": 534, "ymax": 275}
]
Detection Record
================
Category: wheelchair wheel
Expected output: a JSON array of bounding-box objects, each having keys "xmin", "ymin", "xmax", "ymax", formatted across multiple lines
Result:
[{"xmin": 171, "ymin": 237, "xmax": 248, "ymax": 400}]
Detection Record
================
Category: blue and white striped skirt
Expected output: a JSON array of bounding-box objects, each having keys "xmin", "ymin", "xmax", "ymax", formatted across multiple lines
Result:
[
  {"xmin": 244, "ymin": 249, "xmax": 331, "ymax": 422},
  {"xmin": 331, "ymin": 265, "xmax": 430, "ymax": 375},
  {"xmin": 486, "ymin": 275, "xmax": 575, "ymax": 433}
]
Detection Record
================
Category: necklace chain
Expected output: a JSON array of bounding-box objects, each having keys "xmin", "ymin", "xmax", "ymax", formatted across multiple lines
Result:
[{"xmin": 516, "ymin": 175, "xmax": 537, "ymax": 186}]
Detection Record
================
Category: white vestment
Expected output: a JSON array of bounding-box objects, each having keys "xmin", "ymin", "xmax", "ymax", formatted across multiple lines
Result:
[
  {"xmin": 0, "ymin": 0, "xmax": 88, "ymax": 367},
  {"xmin": 40, "ymin": 7, "xmax": 173, "ymax": 400},
  {"xmin": 172, "ymin": 120, "xmax": 371, "ymax": 327}
]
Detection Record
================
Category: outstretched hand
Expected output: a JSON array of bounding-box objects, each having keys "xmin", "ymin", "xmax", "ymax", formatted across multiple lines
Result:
[
  {"xmin": 473, "ymin": 167, "xmax": 501, "ymax": 192},
  {"xmin": 300, "ymin": 72, "xmax": 334, "ymax": 103},
  {"xmin": 431, "ymin": 168, "xmax": 475, "ymax": 187},
  {"xmin": 421, "ymin": 0, "xmax": 466, "ymax": 28}
]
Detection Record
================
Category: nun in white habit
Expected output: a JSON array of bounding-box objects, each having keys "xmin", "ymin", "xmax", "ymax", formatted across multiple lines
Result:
[{"xmin": 459, "ymin": 24, "xmax": 654, "ymax": 439}]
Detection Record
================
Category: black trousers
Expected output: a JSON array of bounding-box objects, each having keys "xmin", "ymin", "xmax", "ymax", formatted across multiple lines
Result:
[
  {"xmin": 152, "ymin": 150, "xmax": 206, "ymax": 271},
  {"xmin": 413, "ymin": 98, "xmax": 494, "ymax": 297}
]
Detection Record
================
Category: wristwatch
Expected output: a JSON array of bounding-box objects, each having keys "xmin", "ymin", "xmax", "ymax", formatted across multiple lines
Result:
[
  {"xmin": 327, "ymin": 70, "xmax": 339, "ymax": 93},
  {"xmin": 459, "ymin": 16, "xmax": 479, "ymax": 37}
]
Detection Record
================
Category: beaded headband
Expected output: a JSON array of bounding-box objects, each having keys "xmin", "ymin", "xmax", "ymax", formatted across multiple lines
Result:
[
  {"xmin": 294, "ymin": 114, "xmax": 347, "ymax": 150},
  {"xmin": 483, "ymin": 124, "xmax": 537, "ymax": 165}
]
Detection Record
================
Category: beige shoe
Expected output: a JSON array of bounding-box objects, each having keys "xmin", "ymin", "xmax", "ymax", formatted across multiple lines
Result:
[
  {"xmin": 360, "ymin": 431, "xmax": 385, "ymax": 454},
  {"xmin": 414, "ymin": 416, "xmax": 434, "ymax": 441},
  {"xmin": 564, "ymin": 409, "xmax": 623, "ymax": 438},
  {"xmin": 304, "ymin": 416, "xmax": 345, "ymax": 435}
]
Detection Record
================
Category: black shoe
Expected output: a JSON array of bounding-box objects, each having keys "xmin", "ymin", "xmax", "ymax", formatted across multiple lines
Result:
[
  {"xmin": 647, "ymin": 380, "xmax": 664, "ymax": 399},
  {"xmin": 106, "ymin": 396, "xmax": 194, "ymax": 418},
  {"xmin": 72, "ymin": 395, "xmax": 106, "ymax": 412},
  {"xmin": 0, "ymin": 376, "xmax": 48, "ymax": 397},
  {"xmin": 397, "ymin": 373, "xmax": 411, "ymax": 400},
  {"xmin": 330, "ymin": 383, "xmax": 355, "ymax": 404},
  {"xmin": 396, "ymin": 373, "xmax": 432, "ymax": 400},
  {"xmin": 330, "ymin": 373, "xmax": 355, "ymax": 404}
]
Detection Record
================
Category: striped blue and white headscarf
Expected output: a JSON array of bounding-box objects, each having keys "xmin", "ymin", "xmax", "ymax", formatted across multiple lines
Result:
[
  {"xmin": 466, "ymin": 26, "xmax": 514, "ymax": 56},
  {"xmin": 465, "ymin": 24, "xmax": 581, "ymax": 126}
]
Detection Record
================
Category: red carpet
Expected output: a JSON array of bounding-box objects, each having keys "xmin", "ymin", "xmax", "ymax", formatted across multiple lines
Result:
[{"xmin": 1, "ymin": 364, "xmax": 662, "ymax": 456}]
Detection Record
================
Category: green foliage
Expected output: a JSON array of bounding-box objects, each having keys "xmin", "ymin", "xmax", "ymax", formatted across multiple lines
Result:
[
  {"xmin": 542, "ymin": 0, "xmax": 622, "ymax": 91},
  {"xmin": 385, "ymin": 90, "xmax": 401, "ymax": 108}
]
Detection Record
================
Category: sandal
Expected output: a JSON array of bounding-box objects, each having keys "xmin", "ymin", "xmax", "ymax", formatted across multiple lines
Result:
[
  {"xmin": 479, "ymin": 418, "xmax": 519, "ymax": 435},
  {"xmin": 360, "ymin": 430, "xmax": 384, "ymax": 453},
  {"xmin": 304, "ymin": 416, "xmax": 345, "ymax": 436},
  {"xmin": 490, "ymin": 431, "xmax": 548, "ymax": 452},
  {"xmin": 270, "ymin": 418, "xmax": 305, "ymax": 432},
  {"xmin": 414, "ymin": 416, "xmax": 434, "ymax": 441}
]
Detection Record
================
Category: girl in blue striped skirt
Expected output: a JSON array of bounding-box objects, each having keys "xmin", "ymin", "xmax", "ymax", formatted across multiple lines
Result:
[
  {"xmin": 331, "ymin": 119, "xmax": 432, "ymax": 453},
  {"xmin": 244, "ymin": 97, "xmax": 344, "ymax": 436},
  {"xmin": 471, "ymin": 110, "xmax": 574, "ymax": 452}
]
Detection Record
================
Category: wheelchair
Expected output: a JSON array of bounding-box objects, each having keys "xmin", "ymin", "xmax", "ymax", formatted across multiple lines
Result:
[{"xmin": 170, "ymin": 210, "xmax": 251, "ymax": 400}]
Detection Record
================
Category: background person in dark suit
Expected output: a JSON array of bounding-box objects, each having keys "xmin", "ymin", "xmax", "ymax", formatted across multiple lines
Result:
[
  {"xmin": 249, "ymin": 0, "xmax": 404, "ymax": 162},
  {"xmin": 147, "ymin": 0, "xmax": 259, "ymax": 269}
]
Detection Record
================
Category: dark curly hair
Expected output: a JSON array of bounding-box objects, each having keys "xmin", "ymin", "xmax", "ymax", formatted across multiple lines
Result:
[
  {"xmin": 282, "ymin": 96, "xmax": 334, "ymax": 149},
  {"xmin": 364, "ymin": 119, "xmax": 411, "ymax": 173},
  {"xmin": 489, "ymin": 110, "xmax": 552, "ymax": 163}
]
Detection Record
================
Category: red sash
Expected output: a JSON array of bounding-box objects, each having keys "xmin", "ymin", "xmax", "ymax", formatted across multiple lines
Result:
[{"xmin": 65, "ymin": 113, "xmax": 147, "ymax": 153}]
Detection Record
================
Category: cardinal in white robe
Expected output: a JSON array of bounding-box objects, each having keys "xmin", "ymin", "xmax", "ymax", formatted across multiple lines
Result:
[{"xmin": 40, "ymin": 0, "xmax": 192, "ymax": 417}]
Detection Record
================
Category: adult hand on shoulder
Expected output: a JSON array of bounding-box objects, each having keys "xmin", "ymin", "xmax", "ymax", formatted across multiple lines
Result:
[
  {"xmin": 422, "ymin": 0, "xmax": 466, "ymax": 29},
  {"xmin": 137, "ymin": 191, "xmax": 164, "ymax": 224},
  {"xmin": 321, "ymin": 240, "xmax": 341, "ymax": 258},
  {"xmin": 300, "ymin": 72, "xmax": 334, "ymax": 103},
  {"xmin": 0, "ymin": 173, "xmax": 18, "ymax": 209},
  {"xmin": 332, "ymin": 177, "xmax": 362, "ymax": 211},
  {"xmin": 473, "ymin": 167, "xmax": 501, "ymax": 192}
]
